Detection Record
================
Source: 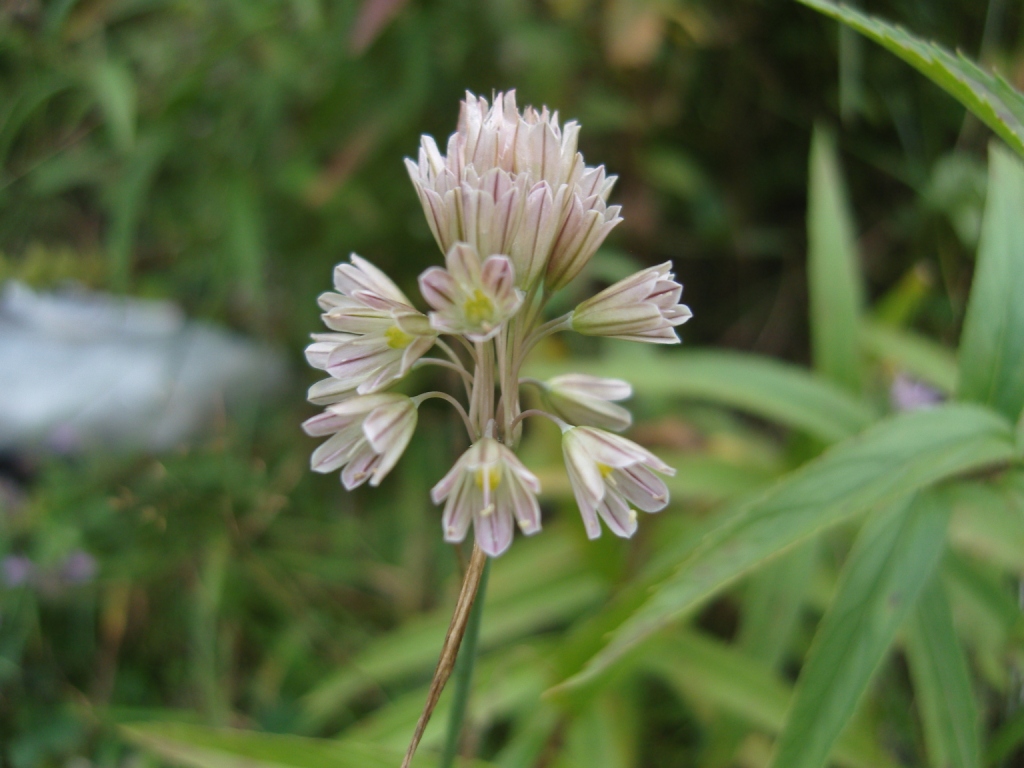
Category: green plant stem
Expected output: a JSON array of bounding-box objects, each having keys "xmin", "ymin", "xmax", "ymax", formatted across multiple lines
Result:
[{"xmin": 440, "ymin": 557, "xmax": 491, "ymax": 767}]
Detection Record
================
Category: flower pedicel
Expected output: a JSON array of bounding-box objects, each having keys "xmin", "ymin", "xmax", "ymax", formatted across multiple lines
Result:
[{"xmin": 304, "ymin": 90, "xmax": 691, "ymax": 556}]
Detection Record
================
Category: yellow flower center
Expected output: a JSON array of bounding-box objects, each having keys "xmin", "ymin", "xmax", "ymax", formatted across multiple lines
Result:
[
  {"xmin": 597, "ymin": 463, "xmax": 619, "ymax": 487},
  {"xmin": 474, "ymin": 466, "xmax": 502, "ymax": 491},
  {"xmin": 463, "ymin": 289, "xmax": 495, "ymax": 327},
  {"xmin": 385, "ymin": 325, "xmax": 415, "ymax": 349}
]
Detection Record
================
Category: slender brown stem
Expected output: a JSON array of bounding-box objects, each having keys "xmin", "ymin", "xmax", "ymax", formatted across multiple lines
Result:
[{"xmin": 400, "ymin": 545, "xmax": 489, "ymax": 768}]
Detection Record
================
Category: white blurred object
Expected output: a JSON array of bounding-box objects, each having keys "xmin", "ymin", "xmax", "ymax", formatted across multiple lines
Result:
[{"xmin": 0, "ymin": 281, "xmax": 288, "ymax": 452}]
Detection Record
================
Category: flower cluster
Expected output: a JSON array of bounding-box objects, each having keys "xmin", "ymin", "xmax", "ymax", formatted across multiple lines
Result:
[{"xmin": 305, "ymin": 91, "xmax": 691, "ymax": 557}]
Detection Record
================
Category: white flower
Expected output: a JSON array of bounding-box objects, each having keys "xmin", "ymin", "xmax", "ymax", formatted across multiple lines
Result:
[
  {"xmin": 419, "ymin": 243, "xmax": 523, "ymax": 342},
  {"xmin": 540, "ymin": 374, "xmax": 632, "ymax": 431},
  {"xmin": 304, "ymin": 394, "xmax": 418, "ymax": 489},
  {"xmin": 430, "ymin": 437, "xmax": 542, "ymax": 557},
  {"xmin": 561, "ymin": 426, "xmax": 675, "ymax": 539},
  {"xmin": 571, "ymin": 262, "xmax": 692, "ymax": 343},
  {"xmin": 405, "ymin": 90, "xmax": 621, "ymax": 291},
  {"xmin": 312, "ymin": 255, "xmax": 436, "ymax": 395}
]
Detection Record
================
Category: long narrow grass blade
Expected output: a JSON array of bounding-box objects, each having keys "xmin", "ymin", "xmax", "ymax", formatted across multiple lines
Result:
[
  {"xmin": 958, "ymin": 144, "xmax": 1024, "ymax": 422},
  {"xmin": 796, "ymin": 0, "xmax": 1024, "ymax": 160},
  {"xmin": 401, "ymin": 545, "xmax": 488, "ymax": 768},
  {"xmin": 905, "ymin": 576, "xmax": 981, "ymax": 768},
  {"xmin": 769, "ymin": 492, "xmax": 951, "ymax": 768},
  {"xmin": 808, "ymin": 126, "xmax": 864, "ymax": 394}
]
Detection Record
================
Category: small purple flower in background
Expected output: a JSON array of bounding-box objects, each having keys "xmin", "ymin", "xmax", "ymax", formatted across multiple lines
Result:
[
  {"xmin": 0, "ymin": 478, "xmax": 27, "ymax": 517},
  {"xmin": 2, "ymin": 555, "xmax": 35, "ymax": 587},
  {"xmin": 2, "ymin": 550, "xmax": 98, "ymax": 591},
  {"xmin": 890, "ymin": 373, "xmax": 944, "ymax": 412},
  {"xmin": 47, "ymin": 423, "xmax": 82, "ymax": 454},
  {"xmin": 60, "ymin": 549, "xmax": 98, "ymax": 585}
]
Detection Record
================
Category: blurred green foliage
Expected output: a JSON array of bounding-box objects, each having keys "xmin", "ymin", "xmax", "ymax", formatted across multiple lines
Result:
[{"xmin": 3, "ymin": 0, "xmax": 1024, "ymax": 767}]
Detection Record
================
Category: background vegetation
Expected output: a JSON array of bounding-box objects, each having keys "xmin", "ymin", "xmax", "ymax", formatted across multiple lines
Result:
[{"xmin": 2, "ymin": 0, "xmax": 1023, "ymax": 766}]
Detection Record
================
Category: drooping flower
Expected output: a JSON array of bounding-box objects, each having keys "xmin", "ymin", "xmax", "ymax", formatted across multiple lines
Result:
[
  {"xmin": 571, "ymin": 262, "xmax": 692, "ymax": 344},
  {"xmin": 539, "ymin": 374, "xmax": 633, "ymax": 431},
  {"xmin": 561, "ymin": 426, "xmax": 675, "ymax": 539},
  {"xmin": 430, "ymin": 436, "xmax": 542, "ymax": 557},
  {"xmin": 304, "ymin": 394, "xmax": 418, "ymax": 489},
  {"xmin": 313, "ymin": 255, "xmax": 436, "ymax": 395},
  {"xmin": 405, "ymin": 90, "xmax": 622, "ymax": 291},
  {"xmin": 419, "ymin": 243, "xmax": 523, "ymax": 342}
]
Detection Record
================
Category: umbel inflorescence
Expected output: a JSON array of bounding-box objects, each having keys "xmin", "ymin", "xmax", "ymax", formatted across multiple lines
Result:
[{"xmin": 303, "ymin": 91, "xmax": 691, "ymax": 557}]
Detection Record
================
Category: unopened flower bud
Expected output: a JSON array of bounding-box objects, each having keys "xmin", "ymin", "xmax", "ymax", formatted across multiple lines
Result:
[
  {"xmin": 540, "ymin": 374, "xmax": 633, "ymax": 431},
  {"xmin": 571, "ymin": 262, "xmax": 692, "ymax": 344},
  {"xmin": 405, "ymin": 90, "xmax": 621, "ymax": 291},
  {"xmin": 544, "ymin": 171, "xmax": 622, "ymax": 290},
  {"xmin": 561, "ymin": 426, "xmax": 675, "ymax": 539}
]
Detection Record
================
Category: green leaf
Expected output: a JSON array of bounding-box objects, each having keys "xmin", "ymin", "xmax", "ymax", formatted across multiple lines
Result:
[
  {"xmin": 226, "ymin": 177, "xmax": 266, "ymax": 304},
  {"xmin": 958, "ymin": 144, "xmax": 1024, "ymax": 423},
  {"xmin": 298, "ymin": 529, "xmax": 605, "ymax": 732},
  {"xmin": 859, "ymin": 322, "xmax": 957, "ymax": 394},
  {"xmin": 550, "ymin": 403, "xmax": 1016, "ymax": 693},
  {"xmin": 535, "ymin": 452, "xmax": 779, "ymax": 506},
  {"xmin": 988, "ymin": 707, "xmax": 1024, "ymax": 766},
  {"xmin": 769, "ymin": 492, "xmax": 950, "ymax": 768},
  {"xmin": 0, "ymin": 77, "xmax": 73, "ymax": 166},
  {"xmin": 795, "ymin": 0, "xmax": 1024, "ymax": 161},
  {"xmin": 88, "ymin": 60, "xmax": 137, "ymax": 154},
  {"xmin": 559, "ymin": 691, "xmax": 637, "ymax": 768},
  {"xmin": 808, "ymin": 126, "xmax": 864, "ymax": 393},
  {"xmin": 647, "ymin": 631, "xmax": 895, "ymax": 768},
  {"xmin": 905, "ymin": 576, "xmax": 981, "ymax": 768},
  {"xmin": 947, "ymin": 479, "xmax": 1024, "ymax": 574},
  {"xmin": 345, "ymin": 640, "xmax": 550, "ymax": 749},
  {"xmin": 943, "ymin": 553, "xmax": 1024, "ymax": 689},
  {"xmin": 494, "ymin": 706, "xmax": 561, "ymax": 768},
  {"xmin": 106, "ymin": 132, "xmax": 170, "ymax": 290},
  {"xmin": 690, "ymin": 541, "xmax": 820, "ymax": 768},
  {"xmin": 527, "ymin": 350, "xmax": 875, "ymax": 443},
  {"xmin": 118, "ymin": 721, "xmax": 492, "ymax": 768},
  {"xmin": 737, "ymin": 539, "xmax": 819, "ymax": 669}
]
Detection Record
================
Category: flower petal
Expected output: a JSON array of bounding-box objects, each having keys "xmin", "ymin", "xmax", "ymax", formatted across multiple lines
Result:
[
  {"xmin": 614, "ymin": 464, "xmax": 670, "ymax": 512},
  {"xmin": 307, "ymin": 377, "xmax": 356, "ymax": 406},
  {"xmin": 341, "ymin": 442, "xmax": 380, "ymax": 490},
  {"xmin": 596, "ymin": 490, "xmax": 638, "ymax": 538},
  {"xmin": 311, "ymin": 431, "xmax": 361, "ymax": 473},
  {"xmin": 474, "ymin": 503, "xmax": 514, "ymax": 557}
]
